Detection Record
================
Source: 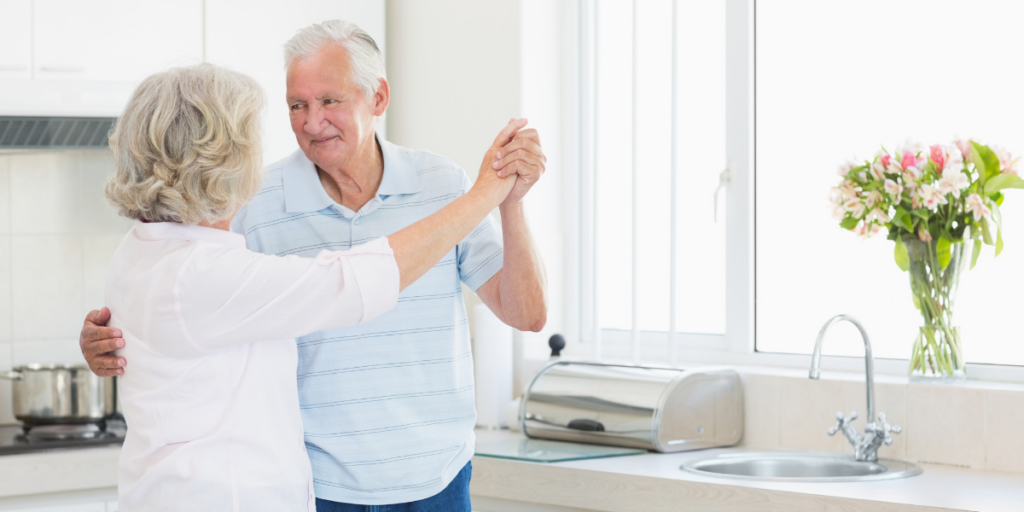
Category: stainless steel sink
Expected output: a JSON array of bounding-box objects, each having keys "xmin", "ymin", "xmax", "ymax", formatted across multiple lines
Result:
[{"xmin": 682, "ymin": 452, "xmax": 922, "ymax": 482}]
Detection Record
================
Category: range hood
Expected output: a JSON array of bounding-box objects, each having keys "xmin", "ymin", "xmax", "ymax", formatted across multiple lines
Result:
[{"xmin": 0, "ymin": 117, "xmax": 114, "ymax": 150}]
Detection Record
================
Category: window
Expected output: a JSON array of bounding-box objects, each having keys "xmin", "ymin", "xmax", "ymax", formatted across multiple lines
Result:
[
  {"xmin": 755, "ymin": 0, "xmax": 1024, "ymax": 365},
  {"xmin": 579, "ymin": 0, "xmax": 728, "ymax": 363}
]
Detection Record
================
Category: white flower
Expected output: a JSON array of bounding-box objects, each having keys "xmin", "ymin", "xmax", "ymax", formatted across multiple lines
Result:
[
  {"xmin": 903, "ymin": 166, "xmax": 922, "ymax": 181},
  {"xmin": 844, "ymin": 199, "xmax": 866, "ymax": 218},
  {"xmin": 832, "ymin": 203, "xmax": 846, "ymax": 220},
  {"xmin": 865, "ymin": 190, "xmax": 884, "ymax": 208},
  {"xmin": 868, "ymin": 208, "xmax": 890, "ymax": 223},
  {"xmin": 943, "ymin": 144, "xmax": 964, "ymax": 174},
  {"xmin": 936, "ymin": 170, "xmax": 970, "ymax": 199},
  {"xmin": 966, "ymin": 193, "xmax": 992, "ymax": 222},
  {"xmin": 993, "ymin": 145, "xmax": 1021, "ymax": 175},
  {"xmin": 837, "ymin": 160, "xmax": 857, "ymax": 177},
  {"xmin": 884, "ymin": 179, "xmax": 903, "ymax": 202},
  {"xmin": 918, "ymin": 184, "xmax": 948, "ymax": 211},
  {"xmin": 870, "ymin": 161, "xmax": 886, "ymax": 181}
]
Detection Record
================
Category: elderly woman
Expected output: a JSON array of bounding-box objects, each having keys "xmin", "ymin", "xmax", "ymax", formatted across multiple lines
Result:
[{"xmin": 104, "ymin": 64, "xmax": 528, "ymax": 511}]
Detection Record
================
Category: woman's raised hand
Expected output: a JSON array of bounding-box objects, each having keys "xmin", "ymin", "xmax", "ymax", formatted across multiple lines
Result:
[{"xmin": 471, "ymin": 118, "xmax": 528, "ymax": 206}]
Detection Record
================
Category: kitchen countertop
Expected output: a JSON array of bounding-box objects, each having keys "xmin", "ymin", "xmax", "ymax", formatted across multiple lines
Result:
[
  {"xmin": 470, "ymin": 429, "xmax": 1024, "ymax": 512},
  {"xmin": 2, "ymin": 433, "xmax": 1021, "ymax": 511}
]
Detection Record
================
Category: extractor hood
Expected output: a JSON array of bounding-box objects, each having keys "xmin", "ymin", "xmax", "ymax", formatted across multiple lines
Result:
[{"xmin": 0, "ymin": 116, "xmax": 114, "ymax": 150}]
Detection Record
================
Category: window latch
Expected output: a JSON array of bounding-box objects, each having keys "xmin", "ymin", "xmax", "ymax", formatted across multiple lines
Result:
[{"xmin": 713, "ymin": 163, "xmax": 732, "ymax": 223}]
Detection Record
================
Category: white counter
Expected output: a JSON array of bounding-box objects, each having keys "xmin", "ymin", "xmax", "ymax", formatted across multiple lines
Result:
[
  {"xmin": 0, "ymin": 446, "xmax": 118, "ymax": 510},
  {"xmin": 470, "ymin": 430, "xmax": 1024, "ymax": 512}
]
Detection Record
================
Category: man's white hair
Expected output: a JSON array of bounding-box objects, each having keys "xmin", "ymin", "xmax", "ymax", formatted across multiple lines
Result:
[{"xmin": 283, "ymin": 20, "xmax": 386, "ymax": 103}]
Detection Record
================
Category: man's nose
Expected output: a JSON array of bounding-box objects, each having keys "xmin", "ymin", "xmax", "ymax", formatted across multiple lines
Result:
[{"xmin": 304, "ymin": 104, "xmax": 328, "ymax": 135}]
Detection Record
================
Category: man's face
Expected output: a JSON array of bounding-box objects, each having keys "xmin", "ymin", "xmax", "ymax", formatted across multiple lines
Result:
[{"xmin": 286, "ymin": 44, "xmax": 384, "ymax": 170}]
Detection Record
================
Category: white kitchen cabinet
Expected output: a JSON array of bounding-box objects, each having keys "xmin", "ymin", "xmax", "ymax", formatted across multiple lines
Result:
[
  {"xmin": 5, "ymin": 503, "xmax": 105, "ymax": 512},
  {"xmin": 34, "ymin": 0, "xmax": 203, "ymax": 82},
  {"xmin": 205, "ymin": 0, "xmax": 385, "ymax": 164},
  {"xmin": 0, "ymin": 0, "xmax": 32, "ymax": 78}
]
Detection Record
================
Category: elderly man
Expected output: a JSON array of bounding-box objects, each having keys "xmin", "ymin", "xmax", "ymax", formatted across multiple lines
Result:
[{"xmin": 79, "ymin": 20, "xmax": 547, "ymax": 511}]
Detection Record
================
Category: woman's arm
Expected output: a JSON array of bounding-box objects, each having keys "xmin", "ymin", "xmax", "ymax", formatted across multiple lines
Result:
[
  {"xmin": 388, "ymin": 118, "xmax": 524, "ymax": 290},
  {"xmin": 176, "ymin": 120, "xmax": 528, "ymax": 349}
]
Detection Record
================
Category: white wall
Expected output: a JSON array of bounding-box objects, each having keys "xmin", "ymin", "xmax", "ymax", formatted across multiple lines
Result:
[{"xmin": 386, "ymin": 0, "xmax": 570, "ymax": 394}]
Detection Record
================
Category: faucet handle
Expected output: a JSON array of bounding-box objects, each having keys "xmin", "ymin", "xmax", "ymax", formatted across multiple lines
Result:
[
  {"xmin": 827, "ymin": 411, "xmax": 857, "ymax": 436},
  {"xmin": 875, "ymin": 412, "xmax": 902, "ymax": 446}
]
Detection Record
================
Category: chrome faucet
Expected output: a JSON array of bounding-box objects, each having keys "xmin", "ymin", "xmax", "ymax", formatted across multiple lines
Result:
[{"xmin": 809, "ymin": 315, "xmax": 901, "ymax": 462}]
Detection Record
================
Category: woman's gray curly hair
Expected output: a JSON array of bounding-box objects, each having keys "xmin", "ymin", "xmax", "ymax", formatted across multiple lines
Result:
[{"xmin": 105, "ymin": 63, "xmax": 265, "ymax": 225}]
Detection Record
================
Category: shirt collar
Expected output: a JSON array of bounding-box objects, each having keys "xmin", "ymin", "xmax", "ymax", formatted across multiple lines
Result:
[
  {"xmin": 132, "ymin": 221, "xmax": 247, "ymax": 249},
  {"xmin": 283, "ymin": 134, "xmax": 422, "ymax": 214}
]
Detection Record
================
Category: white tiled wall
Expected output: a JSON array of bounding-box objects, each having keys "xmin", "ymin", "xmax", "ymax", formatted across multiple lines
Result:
[
  {"xmin": 737, "ymin": 369, "xmax": 1024, "ymax": 473},
  {"xmin": 0, "ymin": 151, "xmax": 132, "ymax": 424}
]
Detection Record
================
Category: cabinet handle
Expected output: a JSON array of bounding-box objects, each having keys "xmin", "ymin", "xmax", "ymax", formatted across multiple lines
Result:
[
  {"xmin": 0, "ymin": 66, "xmax": 29, "ymax": 72},
  {"xmin": 39, "ymin": 66, "xmax": 85, "ymax": 73}
]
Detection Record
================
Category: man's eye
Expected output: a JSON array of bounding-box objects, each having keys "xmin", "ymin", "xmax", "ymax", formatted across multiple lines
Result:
[
  {"xmin": 323, "ymin": 99, "xmax": 337, "ymax": 105},
  {"xmin": 290, "ymin": 104, "xmax": 303, "ymax": 111}
]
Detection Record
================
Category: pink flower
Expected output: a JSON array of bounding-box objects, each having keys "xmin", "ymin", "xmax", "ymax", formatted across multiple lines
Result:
[
  {"xmin": 966, "ymin": 193, "xmax": 992, "ymax": 222},
  {"xmin": 880, "ymin": 154, "xmax": 892, "ymax": 167},
  {"xmin": 954, "ymin": 139, "xmax": 972, "ymax": 162},
  {"xmin": 930, "ymin": 144, "xmax": 946, "ymax": 173},
  {"xmin": 901, "ymin": 150, "xmax": 917, "ymax": 170},
  {"xmin": 918, "ymin": 226, "xmax": 933, "ymax": 242}
]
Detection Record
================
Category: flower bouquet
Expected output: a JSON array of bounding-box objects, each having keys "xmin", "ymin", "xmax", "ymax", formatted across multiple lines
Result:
[{"xmin": 831, "ymin": 140, "xmax": 1022, "ymax": 379}]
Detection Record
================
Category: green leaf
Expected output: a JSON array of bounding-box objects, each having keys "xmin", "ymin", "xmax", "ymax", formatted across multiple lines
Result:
[
  {"xmin": 980, "ymin": 217, "xmax": 994, "ymax": 245},
  {"xmin": 911, "ymin": 209, "xmax": 931, "ymax": 221},
  {"xmin": 996, "ymin": 228, "xmax": 1004, "ymax": 257},
  {"xmin": 892, "ymin": 207, "xmax": 912, "ymax": 230},
  {"xmin": 985, "ymin": 173, "xmax": 1024, "ymax": 195},
  {"xmin": 840, "ymin": 216, "xmax": 858, "ymax": 230},
  {"xmin": 894, "ymin": 237, "xmax": 910, "ymax": 271},
  {"xmin": 971, "ymin": 144, "xmax": 987, "ymax": 186},
  {"xmin": 937, "ymin": 233, "xmax": 952, "ymax": 269},
  {"xmin": 972, "ymin": 141, "xmax": 1001, "ymax": 180},
  {"xmin": 971, "ymin": 238, "xmax": 982, "ymax": 269}
]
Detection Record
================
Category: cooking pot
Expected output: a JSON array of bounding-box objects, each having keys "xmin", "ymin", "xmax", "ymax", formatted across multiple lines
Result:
[{"xmin": 1, "ymin": 364, "xmax": 116, "ymax": 425}]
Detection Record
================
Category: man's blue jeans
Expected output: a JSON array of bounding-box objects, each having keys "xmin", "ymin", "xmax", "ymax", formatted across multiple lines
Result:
[{"xmin": 315, "ymin": 462, "xmax": 472, "ymax": 512}]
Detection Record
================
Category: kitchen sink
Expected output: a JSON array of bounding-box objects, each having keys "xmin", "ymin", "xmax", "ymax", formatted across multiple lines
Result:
[{"xmin": 682, "ymin": 452, "xmax": 922, "ymax": 482}]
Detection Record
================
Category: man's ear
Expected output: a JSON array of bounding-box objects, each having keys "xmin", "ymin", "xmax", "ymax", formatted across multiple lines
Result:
[{"xmin": 373, "ymin": 78, "xmax": 390, "ymax": 117}]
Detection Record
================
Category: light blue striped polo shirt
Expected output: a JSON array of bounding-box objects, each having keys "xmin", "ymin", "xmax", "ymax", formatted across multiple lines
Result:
[{"xmin": 230, "ymin": 137, "xmax": 503, "ymax": 505}]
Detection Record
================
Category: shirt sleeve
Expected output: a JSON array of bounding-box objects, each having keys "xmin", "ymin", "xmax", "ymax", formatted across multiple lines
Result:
[
  {"xmin": 175, "ymin": 237, "xmax": 400, "ymax": 351},
  {"xmin": 456, "ymin": 174, "xmax": 505, "ymax": 291}
]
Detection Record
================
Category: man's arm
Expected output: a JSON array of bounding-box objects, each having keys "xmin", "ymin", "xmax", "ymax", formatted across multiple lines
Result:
[
  {"xmin": 79, "ymin": 307, "xmax": 125, "ymax": 376},
  {"xmin": 476, "ymin": 127, "xmax": 548, "ymax": 332}
]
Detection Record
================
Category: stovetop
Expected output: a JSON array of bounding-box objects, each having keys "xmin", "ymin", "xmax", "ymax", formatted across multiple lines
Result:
[{"xmin": 0, "ymin": 418, "xmax": 126, "ymax": 456}]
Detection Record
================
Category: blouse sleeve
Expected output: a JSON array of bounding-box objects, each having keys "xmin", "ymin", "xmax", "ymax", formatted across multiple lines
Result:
[{"xmin": 174, "ymin": 237, "xmax": 399, "ymax": 351}]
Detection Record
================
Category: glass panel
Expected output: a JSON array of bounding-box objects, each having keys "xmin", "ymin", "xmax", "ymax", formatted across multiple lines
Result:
[
  {"xmin": 595, "ymin": 0, "xmax": 727, "ymax": 335},
  {"xmin": 595, "ymin": 0, "xmax": 634, "ymax": 331},
  {"xmin": 756, "ymin": 0, "xmax": 1024, "ymax": 364}
]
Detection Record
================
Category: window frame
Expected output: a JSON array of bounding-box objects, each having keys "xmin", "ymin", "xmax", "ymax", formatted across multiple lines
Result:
[{"xmin": 568, "ymin": 0, "xmax": 1024, "ymax": 384}]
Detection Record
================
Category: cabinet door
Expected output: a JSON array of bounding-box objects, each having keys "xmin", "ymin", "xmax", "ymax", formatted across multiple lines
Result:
[
  {"xmin": 7, "ymin": 502, "xmax": 106, "ymax": 512},
  {"xmin": 34, "ymin": 0, "xmax": 203, "ymax": 82},
  {"xmin": 0, "ymin": 0, "xmax": 32, "ymax": 78}
]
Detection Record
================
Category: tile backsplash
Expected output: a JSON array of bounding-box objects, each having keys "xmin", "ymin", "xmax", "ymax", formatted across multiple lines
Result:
[
  {"xmin": 0, "ymin": 151, "xmax": 132, "ymax": 423},
  {"xmin": 738, "ymin": 369, "xmax": 1024, "ymax": 473}
]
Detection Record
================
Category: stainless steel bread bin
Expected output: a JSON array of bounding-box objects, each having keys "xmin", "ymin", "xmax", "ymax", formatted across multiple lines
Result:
[{"xmin": 521, "ymin": 362, "xmax": 743, "ymax": 452}]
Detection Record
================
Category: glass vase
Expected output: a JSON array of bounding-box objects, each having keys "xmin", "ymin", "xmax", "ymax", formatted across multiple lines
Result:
[{"xmin": 905, "ymin": 239, "xmax": 966, "ymax": 382}]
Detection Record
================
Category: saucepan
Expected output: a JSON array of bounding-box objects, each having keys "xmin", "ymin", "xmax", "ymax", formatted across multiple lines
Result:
[{"xmin": 1, "ymin": 364, "xmax": 116, "ymax": 425}]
